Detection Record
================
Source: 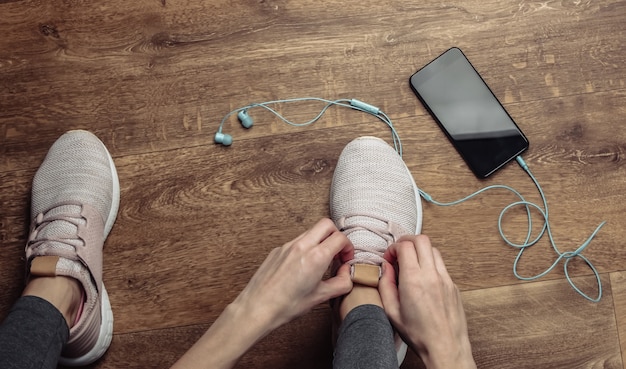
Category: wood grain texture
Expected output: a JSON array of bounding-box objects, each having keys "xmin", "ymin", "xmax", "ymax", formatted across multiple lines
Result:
[
  {"xmin": 1, "ymin": 0, "xmax": 625, "ymax": 367},
  {"xmin": 611, "ymin": 272, "xmax": 626, "ymax": 369},
  {"xmin": 465, "ymin": 275, "xmax": 621, "ymax": 369}
]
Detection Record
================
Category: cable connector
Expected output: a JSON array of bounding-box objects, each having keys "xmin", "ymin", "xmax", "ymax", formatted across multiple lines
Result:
[
  {"xmin": 419, "ymin": 190, "xmax": 433, "ymax": 202},
  {"xmin": 516, "ymin": 156, "xmax": 529, "ymax": 172},
  {"xmin": 350, "ymin": 99, "xmax": 380, "ymax": 115}
]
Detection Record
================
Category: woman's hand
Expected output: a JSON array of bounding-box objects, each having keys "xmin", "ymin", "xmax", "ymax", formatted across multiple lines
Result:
[
  {"xmin": 379, "ymin": 235, "xmax": 476, "ymax": 369},
  {"xmin": 171, "ymin": 218, "xmax": 354, "ymax": 369},
  {"xmin": 233, "ymin": 218, "xmax": 354, "ymax": 330}
]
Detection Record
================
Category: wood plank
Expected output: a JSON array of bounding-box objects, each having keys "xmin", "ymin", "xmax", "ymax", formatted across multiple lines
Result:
[
  {"xmin": 1, "ymin": 0, "xmax": 624, "ymax": 170},
  {"xmin": 465, "ymin": 274, "xmax": 621, "ymax": 369},
  {"xmin": 610, "ymin": 272, "xmax": 626, "ymax": 369},
  {"xmin": 0, "ymin": 169, "xmax": 33, "ymax": 318},
  {"xmin": 58, "ymin": 308, "xmax": 336, "ymax": 369}
]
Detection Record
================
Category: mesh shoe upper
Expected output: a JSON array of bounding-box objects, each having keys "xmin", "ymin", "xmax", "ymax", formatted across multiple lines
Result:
[
  {"xmin": 31, "ymin": 130, "xmax": 118, "ymax": 231},
  {"xmin": 330, "ymin": 136, "xmax": 422, "ymax": 265}
]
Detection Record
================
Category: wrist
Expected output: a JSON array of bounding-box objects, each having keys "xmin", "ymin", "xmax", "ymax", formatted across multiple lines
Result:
[
  {"xmin": 226, "ymin": 297, "xmax": 277, "ymax": 338},
  {"xmin": 421, "ymin": 339, "xmax": 476, "ymax": 369}
]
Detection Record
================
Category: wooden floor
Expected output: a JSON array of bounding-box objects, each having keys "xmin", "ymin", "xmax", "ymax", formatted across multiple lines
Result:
[{"xmin": 1, "ymin": 0, "xmax": 625, "ymax": 368}]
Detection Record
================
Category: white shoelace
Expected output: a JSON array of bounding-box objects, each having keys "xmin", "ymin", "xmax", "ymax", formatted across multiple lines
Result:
[
  {"xmin": 27, "ymin": 202, "xmax": 86, "ymax": 262},
  {"xmin": 337, "ymin": 213, "xmax": 406, "ymax": 265}
]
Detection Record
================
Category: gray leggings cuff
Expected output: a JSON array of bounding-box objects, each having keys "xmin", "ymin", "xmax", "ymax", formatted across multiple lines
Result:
[
  {"xmin": 0, "ymin": 295, "xmax": 68, "ymax": 369},
  {"xmin": 333, "ymin": 304, "xmax": 398, "ymax": 369}
]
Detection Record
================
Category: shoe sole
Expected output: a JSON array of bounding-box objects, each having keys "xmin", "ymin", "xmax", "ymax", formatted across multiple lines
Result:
[{"xmin": 59, "ymin": 131, "xmax": 119, "ymax": 366}]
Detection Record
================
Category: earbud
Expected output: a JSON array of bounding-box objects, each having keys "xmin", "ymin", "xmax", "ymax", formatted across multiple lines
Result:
[
  {"xmin": 213, "ymin": 110, "xmax": 251, "ymax": 146},
  {"xmin": 237, "ymin": 110, "xmax": 254, "ymax": 128},
  {"xmin": 213, "ymin": 97, "xmax": 402, "ymax": 156},
  {"xmin": 214, "ymin": 132, "xmax": 233, "ymax": 146}
]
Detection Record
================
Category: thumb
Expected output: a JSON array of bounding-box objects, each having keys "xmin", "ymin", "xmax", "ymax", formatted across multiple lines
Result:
[
  {"xmin": 316, "ymin": 263, "xmax": 353, "ymax": 302},
  {"xmin": 379, "ymin": 261, "xmax": 400, "ymax": 322}
]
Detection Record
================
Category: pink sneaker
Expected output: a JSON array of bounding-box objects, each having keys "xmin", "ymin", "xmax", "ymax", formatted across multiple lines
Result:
[
  {"xmin": 25, "ymin": 130, "xmax": 119, "ymax": 366},
  {"xmin": 330, "ymin": 136, "xmax": 422, "ymax": 365}
]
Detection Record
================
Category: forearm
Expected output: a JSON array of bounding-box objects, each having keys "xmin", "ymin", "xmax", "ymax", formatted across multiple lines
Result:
[
  {"xmin": 170, "ymin": 220, "xmax": 353, "ymax": 369},
  {"xmin": 170, "ymin": 301, "xmax": 273, "ymax": 369}
]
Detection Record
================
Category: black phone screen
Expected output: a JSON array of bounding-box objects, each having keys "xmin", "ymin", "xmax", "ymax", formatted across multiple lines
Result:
[{"xmin": 409, "ymin": 47, "xmax": 529, "ymax": 178}]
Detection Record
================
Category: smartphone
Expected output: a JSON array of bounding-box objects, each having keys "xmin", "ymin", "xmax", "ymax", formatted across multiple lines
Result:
[{"xmin": 409, "ymin": 47, "xmax": 529, "ymax": 178}]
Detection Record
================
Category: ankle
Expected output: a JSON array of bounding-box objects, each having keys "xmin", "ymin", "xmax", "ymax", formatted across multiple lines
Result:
[
  {"xmin": 23, "ymin": 276, "xmax": 83, "ymax": 328},
  {"xmin": 339, "ymin": 284, "xmax": 383, "ymax": 320}
]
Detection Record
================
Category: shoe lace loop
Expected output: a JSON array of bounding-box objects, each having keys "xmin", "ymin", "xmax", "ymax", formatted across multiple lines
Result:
[
  {"xmin": 27, "ymin": 202, "xmax": 86, "ymax": 260},
  {"xmin": 338, "ymin": 213, "xmax": 403, "ymax": 265}
]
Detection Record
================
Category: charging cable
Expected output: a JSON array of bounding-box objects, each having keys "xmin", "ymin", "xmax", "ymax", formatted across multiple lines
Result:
[{"xmin": 419, "ymin": 156, "xmax": 607, "ymax": 302}]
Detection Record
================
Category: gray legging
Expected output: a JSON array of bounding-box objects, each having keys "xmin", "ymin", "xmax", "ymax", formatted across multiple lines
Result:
[
  {"xmin": 0, "ymin": 298, "xmax": 398, "ymax": 369},
  {"xmin": 0, "ymin": 296, "xmax": 68, "ymax": 369},
  {"xmin": 333, "ymin": 304, "xmax": 399, "ymax": 369}
]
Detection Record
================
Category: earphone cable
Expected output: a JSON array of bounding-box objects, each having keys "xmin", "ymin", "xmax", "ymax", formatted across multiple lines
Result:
[
  {"xmin": 216, "ymin": 97, "xmax": 402, "ymax": 155},
  {"xmin": 419, "ymin": 156, "xmax": 606, "ymax": 302}
]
